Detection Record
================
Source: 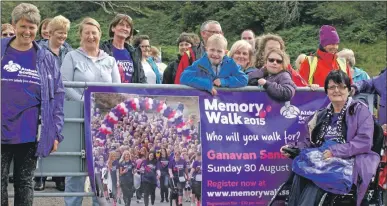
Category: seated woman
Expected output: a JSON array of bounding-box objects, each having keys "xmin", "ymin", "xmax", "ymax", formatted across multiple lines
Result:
[
  {"xmin": 280, "ymin": 70, "xmax": 380, "ymax": 206},
  {"xmin": 228, "ymin": 40, "xmax": 256, "ymax": 74}
]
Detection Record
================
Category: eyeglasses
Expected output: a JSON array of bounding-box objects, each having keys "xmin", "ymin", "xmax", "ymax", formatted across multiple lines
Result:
[
  {"xmin": 268, "ymin": 58, "xmax": 283, "ymax": 64},
  {"xmin": 2, "ymin": 33, "xmax": 14, "ymax": 37},
  {"xmin": 327, "ymin": 85, "xmax": 347, "ymax": 91},
  {"xmin": 205, "ymin": 30, "xmax": 222, "ymax": 35}
]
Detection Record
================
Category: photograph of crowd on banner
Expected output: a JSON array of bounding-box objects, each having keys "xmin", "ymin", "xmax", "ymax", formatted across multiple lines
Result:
[{"xmin": 89, "ymin": 93, "xmax": 202, "ymax": 205}]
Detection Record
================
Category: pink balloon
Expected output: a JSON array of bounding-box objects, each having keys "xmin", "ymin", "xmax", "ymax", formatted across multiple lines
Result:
[
  {"xmin": 259, "ymin": 110, "xmax": 267, "ymax": 118},
  {"xmin": 266, "ymin": 105, "xmax": 272, "ymax": 112}
]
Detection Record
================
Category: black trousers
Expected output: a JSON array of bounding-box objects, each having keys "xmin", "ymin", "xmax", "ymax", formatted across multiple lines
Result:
[
  {"xmin": 143, "ymin": 182, "xmax": 156, "ymax": 206},
  {"xmin": 160, "ymin": 174, "xmax": 169, "ymax": 201},
  {"xmin": 288, "ymin": 174, "xmax": 326, "ymax": 206},
  {"xmin": 120, "ymin": 179, "xmax": 134, "ymax": 206},
  {"xmin": 1, "ymin": 142, "xmax": 38, "ymax": 206}
]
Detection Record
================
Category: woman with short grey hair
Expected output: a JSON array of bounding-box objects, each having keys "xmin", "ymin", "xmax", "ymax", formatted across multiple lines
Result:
[{"xmin": 1, "ymin": 3, "xmax": 65, "ymax": 206}]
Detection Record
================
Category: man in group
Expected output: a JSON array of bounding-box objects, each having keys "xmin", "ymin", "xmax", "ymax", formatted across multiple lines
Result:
[
  {"xmin": 241, "ymin": 29, "xmax": 255, "ymax": 51},
  {"xmin": 196, "ymin": 20, "xmax": 223, "ymax": 58}
]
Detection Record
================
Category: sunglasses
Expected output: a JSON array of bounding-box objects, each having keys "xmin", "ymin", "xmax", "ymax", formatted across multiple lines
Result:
[
  {"xmin": 2, "ymin": 33, "xmax": 14, "ymax": 37},
  {"xmin": 268, "ymin": 58, "xmax": 283, "ymax": 64}
]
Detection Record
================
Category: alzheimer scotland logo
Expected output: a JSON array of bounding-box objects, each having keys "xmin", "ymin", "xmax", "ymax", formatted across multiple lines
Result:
[
  {"xmin": 3, "ymin": 61, "xmax": 21, "ymax": 72},
  {"xmin": 280, "ymin": 101, "xmax": 300, "ymax": 119}
]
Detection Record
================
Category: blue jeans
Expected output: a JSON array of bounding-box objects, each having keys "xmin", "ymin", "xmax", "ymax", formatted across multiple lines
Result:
[{"xmin": 64, "ymin": 176, "xmax": 99, "ymax": 206}]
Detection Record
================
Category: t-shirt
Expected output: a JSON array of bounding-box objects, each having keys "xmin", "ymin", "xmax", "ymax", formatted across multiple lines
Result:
[
  {"xmin": 159, "ymin": 157, "xmax": 169, "ymax": 173},
  {"xmin": 140, "ymin": 160, "xmax": 160, "ymax": 184},
  {"xmin": 142, "ymin": 61, "xmax": 156, "ymax": 84},
  {"xmin": 324, "ymin": 113, "xmax": 340, "ymax": 141},
  {"xmin": 192, "ymin": 160, "xmax": 202, "ymax": 176},
  {"xmin": 119, "ymin": 160, "xmax": 135, "ymax": 181},
  {"xmin": 112, "ymin": 46, "xmax": 134, "ymax": 83},
  {"xmin": 1, "ymin": 46, "xmax": 41, "ymax": 144},
  {"xmin": 95, "ymin": 161, "xmax": 104, "ymax": 174},
  {"xmin": 169, "ymin": 158, "xmax": 186, "ymax": 178},
  {"xmin": 111, "ymin": 160, "xmax": 119, "ymax": 171}
]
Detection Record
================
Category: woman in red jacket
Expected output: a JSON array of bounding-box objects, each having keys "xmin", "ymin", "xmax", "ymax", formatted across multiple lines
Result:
[{"xmin": 299, "ymin": 25, "xmax": 352, "ymax": 87}]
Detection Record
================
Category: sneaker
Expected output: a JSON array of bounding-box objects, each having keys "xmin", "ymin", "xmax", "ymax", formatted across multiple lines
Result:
[{"xmin": 137, "ymin": 200, "xmax": 143, "ymax": 203}]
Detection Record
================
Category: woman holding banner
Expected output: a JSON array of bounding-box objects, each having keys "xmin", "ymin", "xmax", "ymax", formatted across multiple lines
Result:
[
  {"xmin": 280, "ymin": 70, "xmax": 379, "ymax": 206},
  {"xmin": 169, "ymin": 150, "xmax": 189, "ymax": 206}
]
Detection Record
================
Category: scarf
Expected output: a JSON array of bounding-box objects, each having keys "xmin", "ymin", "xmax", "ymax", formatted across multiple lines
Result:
[{"xmin": 314, "ymin": 98, "xmax": 351, "ymax": 146}]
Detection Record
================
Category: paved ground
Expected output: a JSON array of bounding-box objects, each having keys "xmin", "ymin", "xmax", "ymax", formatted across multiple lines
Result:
[{"xmin": 7, "ymin": 181, "xmax": 195, "ymax": 206}]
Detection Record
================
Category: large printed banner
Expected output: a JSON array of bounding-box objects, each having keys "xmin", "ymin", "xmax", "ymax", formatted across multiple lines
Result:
[{"xmin": 84, "ymin": 86, "xmax": 329, "ymax": 205}]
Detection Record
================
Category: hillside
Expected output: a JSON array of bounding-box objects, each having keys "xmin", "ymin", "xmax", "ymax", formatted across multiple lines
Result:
[{"xmin": 2, "ymin": 1, "xmax": 386, "ymax": 76}]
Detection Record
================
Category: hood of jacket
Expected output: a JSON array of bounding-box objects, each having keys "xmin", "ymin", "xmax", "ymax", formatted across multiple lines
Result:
[{"xmin": 74, "ymin": 47, "xmax": 111, "ymax": 61}]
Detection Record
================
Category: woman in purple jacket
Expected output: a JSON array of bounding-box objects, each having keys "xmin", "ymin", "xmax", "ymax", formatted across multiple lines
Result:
[
  {"xmin": 280, "ymin": 70, "xmax": 379, "ymax": 206},
  {"xmin": 1, "ymin": 3, "xmax": 65, "ymax": 206}
]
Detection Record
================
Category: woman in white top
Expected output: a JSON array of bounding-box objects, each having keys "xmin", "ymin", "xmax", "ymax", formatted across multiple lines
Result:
[
  {"xmin": 133, "ymin": 35, "xmax": 161, "ymax": 84},
  {"xmin": 61, "ymin": 17, "xmax": 120, "ymax": 102},
  {"xmin": 61, "ymin": 17, "xmax": 119, "ymax": 206}
]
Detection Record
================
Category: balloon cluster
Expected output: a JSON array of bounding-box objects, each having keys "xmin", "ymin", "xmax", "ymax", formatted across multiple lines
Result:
[{"xmin": 98, "ymin": 97, "xmax": 191, "ymax": 139}]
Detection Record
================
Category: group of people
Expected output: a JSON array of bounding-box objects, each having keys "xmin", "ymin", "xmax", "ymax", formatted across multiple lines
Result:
[
  {"xmin": 1, "ymin": 2, "xmax": 386, "ymax": 206},
  {"xmin": 90, "ymin": 106, "xmax": 202, "ymax": 206}
]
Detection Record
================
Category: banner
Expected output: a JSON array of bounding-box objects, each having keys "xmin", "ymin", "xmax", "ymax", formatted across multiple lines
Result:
[{"xmin": 84, "ymin": 86, "xmax": 329, "ymax": 205}]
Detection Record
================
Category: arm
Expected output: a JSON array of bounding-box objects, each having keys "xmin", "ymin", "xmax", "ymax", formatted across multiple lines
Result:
[
  {"xmin": 353, "ymin": 74, "xmax": 379, "ymax": 94},
  {"xmin": 111, "ymin": 58, "xmax": 121, "ymax": 83},
  {"xmin": 168, "ymin": 168, "xmax": 174, "ymax": 178},
  {"xmin": 51, "ymin": 55, "xmax": 65, "ymax": 143},
  {"xmin": 184, "ymin": 166, "xmax": 189, "ymax": 179},
  {"xmin": 189, "ymin": 167, "xmax": 195, "ymax": 179},
  {"xmin": 60, "ymin": 53, "xmax": 83, "ymax": 101},
  {"xmin": 247, "ymin": 68, "xmax": 265, "ymax": 86},
  {"xmin": 180, "ymin": 65, "xmax": 213, "ymax": 92},
  {"xmin": 264, "ymin": 73, "xmax": 296, "ymax": 102},
  {"xmin": 329, "ymin": 104, "xmax": 374, "ymax": 158},
  {"xmin": 219, "ymin": 65, "xmax": 248, "ymax": 88}
]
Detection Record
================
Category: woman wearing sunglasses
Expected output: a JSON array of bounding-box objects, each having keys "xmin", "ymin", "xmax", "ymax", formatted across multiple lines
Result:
[{"xmin": 248, "ymin": 48, "xmax": 296, "ymax": 102}]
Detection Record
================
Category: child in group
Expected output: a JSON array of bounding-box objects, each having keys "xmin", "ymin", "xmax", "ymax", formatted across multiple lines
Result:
[
  {"xmin": 248, "ymin": 48, "xmax": 296, "ymax": 102},
  {"xmin": 180, "ymin": 34, "xmax": 248, "ymax": 95}
]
